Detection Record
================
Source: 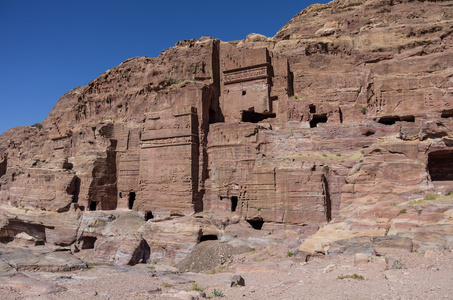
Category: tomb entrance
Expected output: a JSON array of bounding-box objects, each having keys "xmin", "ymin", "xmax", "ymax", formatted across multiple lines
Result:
[{"xmin": 428, "ymin": 149, "xmax": 453, "ymax": 194}]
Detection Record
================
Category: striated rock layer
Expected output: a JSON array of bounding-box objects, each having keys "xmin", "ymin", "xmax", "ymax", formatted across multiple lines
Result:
[{"xmin": 1, "ymin": 0, "xmax": 453, "ymax": 263}]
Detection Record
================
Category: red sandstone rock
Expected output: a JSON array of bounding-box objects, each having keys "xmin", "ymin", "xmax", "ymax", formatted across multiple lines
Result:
[{"xmin": 0, "ymin": 0, "xmax": 453, "ymax": 263}]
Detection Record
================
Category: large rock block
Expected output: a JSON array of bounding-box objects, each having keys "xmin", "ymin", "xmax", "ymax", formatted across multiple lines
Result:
[
  {"xmin": 93, "ymin": 234, "xmax": 149, "ymax": 266},
  {"xmin": 372, "ymin": 236, "xmax": 413, "ymax": 256}
]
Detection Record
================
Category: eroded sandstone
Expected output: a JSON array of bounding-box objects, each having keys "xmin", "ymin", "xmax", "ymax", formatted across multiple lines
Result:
[{"xmin": 1, "ymin": 0, "xmax": 453, "ymax": 266}]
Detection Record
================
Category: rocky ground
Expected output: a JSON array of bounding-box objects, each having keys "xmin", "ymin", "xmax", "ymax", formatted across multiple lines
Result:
[{"xmin": 1, "ymin": 237, "xmax": 452, "ymax": 300}]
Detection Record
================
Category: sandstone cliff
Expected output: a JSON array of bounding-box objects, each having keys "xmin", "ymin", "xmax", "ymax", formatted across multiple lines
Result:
[{"xmin": 1, "ymin": 0, "xmax": 452, "ymax": 263}]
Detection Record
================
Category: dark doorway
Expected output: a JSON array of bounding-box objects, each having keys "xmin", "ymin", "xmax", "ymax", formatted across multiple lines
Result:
[
  {"xmin": 145, "ymin": 211, "xmax": 154, "ymax": 221},
  {"xmin": 246, "ymin": 218, "xmax": 264, "ymax": 230},
  {"xmin": 428, "ymin": 150, "xmax": 453, "ymax": 181},
  {"xmin": 69, "ymin": 177, "xmax": 81, "ymax": 203},
  {"xmin": 231, "ymin": 196, "xmax": 238, "ymax": 212},
  {"xmin": 128, "ymin": 192, "xmax": 136, "ymax": 209},
  {"xmin": 89, "ymin": 201, "xmax": 97, "ymax": 211},
  {"xmin": 309, "ymin": 104, "xmax": 316, "ymax": 114},
  {"xmin": 310, "ymin": 114, "xmax": 328, "ymax": 128}
]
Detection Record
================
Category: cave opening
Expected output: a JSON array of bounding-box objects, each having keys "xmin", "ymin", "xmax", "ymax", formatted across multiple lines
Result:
[
  {"xmin": 309, "ymin": 114, "xmax": 328, "ymax": 128},
  {"xmin": 231, "ymin": 196, "xmax": 238, "ymax": 212},
  {"xmin": 0, "ymin": 155, "xmax": 7, "ymax": 178},
  {"xmin": 378, "ymin": 115, "xmax": 400, "ymax": 125},
  {"xmin": 199, "ymin": 235, "xmax": 218, "ymax": 242},
  {"xmin": 89, "ymin": 201, "xmax": 97, "ymax": 211},
  {"xmin": 377, "ymin": 115, "xmax": 415, "ymax": 125},
  {"xmin": 241, "ymin": 110, "xmax": 276, "ymax": 123},
  {"xmin": 128, "ymin": 192, "xmax": 136, "ymax": 209},
  {"xmin": 428, "ymin": 150, "xmax": 453, "ymax": 181},
  {"xmin": 246, "ymin": 218, "xmax": 264, "ymax": 230},
  {"xmin": 400, "ymin": 115, "xmax": 415, "ymax": 122},
  {"xmin": 145, "ymin": 211, "xmax": 154, "ymax": 221},
  {"xmin": 441, "ymin": 109, "xmax": 453, "ymax": 118},
  {"xmin": 309, "ymin": 104, "xmax": 316, "ymax": 114},
  {"xmin": 363, "ymin": 130, "xmax": 375, "ymax": 136},
  {"xmin": 68, "ymin": 176, "xmax": 81, "ymax": 204},
  {"xmin": 79, "ymin": 236, "xmax": 97, "ymax": 249}
]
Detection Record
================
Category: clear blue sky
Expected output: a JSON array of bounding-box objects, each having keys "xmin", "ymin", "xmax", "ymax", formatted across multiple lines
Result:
[{"xmin": 0, "ymin": 0, "xmax": 328, "ymax": 135}]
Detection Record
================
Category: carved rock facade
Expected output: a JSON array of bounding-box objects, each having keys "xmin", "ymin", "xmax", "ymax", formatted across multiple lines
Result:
[{"xmin": 1, "ymin": 0, "xmax": 453, "ymax": 260}]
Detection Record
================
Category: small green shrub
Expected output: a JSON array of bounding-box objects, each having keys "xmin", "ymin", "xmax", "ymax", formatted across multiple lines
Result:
[
  {"xmin": 390, "ymin": 202, "xmax": 398, "ymax": 206},
  {"xmin": 336, "ymin": 153, "xmax": 342, "ymax": 157},
  {"xmin": 32, "ymin": 123, "xmax": 43, "ymax": 130},
  {"xmin": 385, "ymin": 226, "xmax": 391, "ymax": 236},
  {"xmin": 393, "ymin": 260, "xmax": 403, "ymax": 269},
  {"xmin": 361, "ymin": 150, "xmax": 365, "ymax": 155},
  {"xmin": 138, "ymin": 130, "xmax": 142, "ymax": 140},
  {"xmin": 397, "ymin": 209, "xmax": 407, "ymax": 216},
  {"xmin": 323, "ymin": 154, "xmax": 328, "ymax": 157},
  {"xmin": 425, "ymin": 194, "xmax": 437, "ymax": 200},
  {"xmin": 361, "ymin": 107, "xmax": 367, "ymax": 115},
  {"xmin": 186, "ymin": 283, "xmax": 205, "ymax": 292},
  {"xmin": 286, "ymin": 251, "xmax": 294, "ymax": 258},
  {"xmin": 212, "ymin": 288, "xmax": 224, "ymax": 298},
  {"xmin": 161, "ymin": 283, "xmax": 173, "ymax": 288},
  {"xmin": 323, "ymin": 165, "xmax": 330, "ymax": 171},
  {"xmin": 337, "ymin": 274, "xmax": 364, "ymax": 280}
]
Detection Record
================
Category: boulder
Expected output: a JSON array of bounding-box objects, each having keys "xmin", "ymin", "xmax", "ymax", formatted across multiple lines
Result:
[
  {"xmin": 0, "ymin": 246, "xmax": 86, "ymax": 272},
  {"xmin": 327, "ymin": 236, "xmax": 374, "ymax": 256},
  {"xmin": 93, "ymin": 234, "xmax": 150, "ymax": 266},
  {"xmin": 372, "ymin": 236, "xmax": 413, "ymax": 256}
]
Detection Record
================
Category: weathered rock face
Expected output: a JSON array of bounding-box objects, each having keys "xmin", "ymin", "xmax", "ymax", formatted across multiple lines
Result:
[{"xmin": 1, "ymin": 0, "xmax": 453, "ymax": 263}]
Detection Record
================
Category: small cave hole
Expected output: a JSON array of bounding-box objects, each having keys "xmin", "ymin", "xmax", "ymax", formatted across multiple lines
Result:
[
  {"xmin": 128, "ymin": 192, "xmax": 136, "ymax": 209},
  {"xmin": 145, "ymin": 211, "xmax": 154, "ymax": 221},
  {"xmin": 68, "ymin": 177, "xmax": 81, "ymax": 204},
  {"xmin": 80, "ymin": 236, "xmax": 97, "ymax": 249},
  {"xmin": 339, "ymin": 107, "xmax": 343, "ymax": 124},
  {"xmin": 242, "ymin": 110, "xmax": 276, "ymax": 123},
  {"xmin": 363, "ymin": 130, "xmax": 375, "ymax": 136},
  {"xmin": 400, "ymin": 115, "xmax": 415, "ymax": 122},
  {"xmin": 242, "ymin": 90, "xmax": 247, "ymax": 96},
  {"xmin": 246, "ymin": 219, "xmax": 264, "ymax": 230},
  {"xmin": 231, "ymin": 196, "xmax": 238, "ymax": 212},
  {"xmin": 378, "ymin": 116, "xmax": 400, "ymax": 125},
  {"xmin": 309, "ymin": 114, "xmax": 328, "ymax": 128},
  {"xmin": 428, "ymin": 150, "xmax": 453, "ymax": 181},
  {"xmin": 199, "ymin": 235, "xmax": 218, "ymax": 242},
  {"xmin": 309, "ymin": 104, "xmax": 316, "ymax": 114},
  {"xmin": 441, "ymin": 109, "xmax": 453, "ymax": 118},
  {"xmin": 89, "ymin": 201, "xmax": 97, "ymax": 211},
  {"xmin": 0, "ymin": 156, "xmax": 7, "ymax": 178}
]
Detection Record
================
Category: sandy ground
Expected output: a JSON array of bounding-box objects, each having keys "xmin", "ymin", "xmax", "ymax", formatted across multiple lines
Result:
[{"xmin": 0, "ymin": 245, "xmax": 452, "ymax": 300}]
